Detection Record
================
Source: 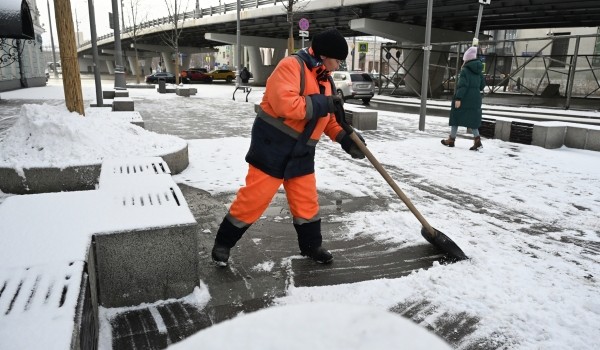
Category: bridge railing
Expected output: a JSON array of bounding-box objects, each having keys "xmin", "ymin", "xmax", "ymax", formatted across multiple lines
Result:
[{"xmin": 79, "ymin": 0, "xmax": 282, "ymax": 48}]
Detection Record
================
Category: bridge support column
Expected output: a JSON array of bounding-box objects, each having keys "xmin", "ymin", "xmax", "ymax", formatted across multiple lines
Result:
[
  {"xmin": 142, "ymin": 58, "xmax": 152, "ymax": 75},
  {"xmin": 261, "ymin": 48, "xmax": 272, "ymax": 66},
  {"xmin": 272, "ymin": 48, "xmax": 286, "ymax": 64},
  {"xmin": 127, "ymin": 56, "xmax": 139, "ymax": 76},
  {"xmin": 180, "ymin": 53, "xmax": 191, "ymax": 70},
  {"xmin": 161, "ymin": 52, "xmax": 175, "ymax": 73},
  {"xmin": 106, "ymin": 60, "xmax": 115, "ymax": 74},
  {"xmin": 247, "ymin": 46, "xmax": 271, "ymax": 85}
]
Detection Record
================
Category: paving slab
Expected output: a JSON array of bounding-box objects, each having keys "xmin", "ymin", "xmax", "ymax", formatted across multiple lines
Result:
[{"xmin": 104, "ymin": 184, "xmax": 451, "ymax": 349}]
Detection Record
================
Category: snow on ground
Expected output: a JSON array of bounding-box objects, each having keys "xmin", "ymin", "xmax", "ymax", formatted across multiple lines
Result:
[
  {"xmin": 169, "ymin": 303, "xmax": 452, "ymax": 350},
  {"xmin": 1, "ymin": 79, "xmax": 599, "ymax": 349}
]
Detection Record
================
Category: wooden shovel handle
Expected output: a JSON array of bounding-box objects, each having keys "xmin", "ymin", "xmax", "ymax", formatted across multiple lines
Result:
[{"xmin": 349, "ymin": 132, "xmax": 436, "ymax": 237}]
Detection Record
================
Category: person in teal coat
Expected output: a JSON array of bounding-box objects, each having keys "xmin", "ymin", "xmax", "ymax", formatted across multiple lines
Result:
[{"xmin": 442, "ymin": 46, "xmax": 486, "ymax": 150}]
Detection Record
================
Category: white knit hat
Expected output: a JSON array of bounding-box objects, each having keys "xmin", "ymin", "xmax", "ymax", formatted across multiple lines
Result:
[{"xmin": 463, "ymin": 46, "xmax": 478, "ymax": 62}]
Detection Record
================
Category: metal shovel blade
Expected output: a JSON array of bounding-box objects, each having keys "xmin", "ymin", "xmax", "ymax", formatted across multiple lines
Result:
[{"xmin": 421, "ymin": 227, "xmax": 468, "ymax": 262}]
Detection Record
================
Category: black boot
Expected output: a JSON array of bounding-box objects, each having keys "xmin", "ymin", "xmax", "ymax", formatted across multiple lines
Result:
[
  {"xmin": 295, "ymin": 219, "xmax": 333, "ymax": 264},
  {"xmin": 212, "ymin": 217, "xmax": 249, "ymax": 267}
]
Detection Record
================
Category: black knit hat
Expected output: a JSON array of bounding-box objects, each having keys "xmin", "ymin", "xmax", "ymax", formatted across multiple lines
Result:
[{"xmin": 311, "ymin": 28, "xmax": 348, "ymax": 60}]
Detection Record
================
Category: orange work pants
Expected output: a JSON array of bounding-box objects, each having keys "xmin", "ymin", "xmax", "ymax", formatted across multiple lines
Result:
[{"xmin": 228, "ymin": 165, "xmax": 319, "ymax": 225}]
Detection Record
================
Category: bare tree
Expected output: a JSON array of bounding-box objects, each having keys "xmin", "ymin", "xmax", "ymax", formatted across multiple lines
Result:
[
  {"xmin": 124, "ymin": 0, "xmax": 147, "ymax": 84},
  {"xmin": 279, "ymin": 0, "xmax": 310, "ymax": 55},
  {"xmin": 160, "ymin": 0, "xmax": 190, "ymax": 84}
]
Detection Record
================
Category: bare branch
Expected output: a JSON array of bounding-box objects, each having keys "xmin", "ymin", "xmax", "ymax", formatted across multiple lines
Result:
[{"xmin": 158, "ymin": 0, "xmax": 191, "ymax": 83}]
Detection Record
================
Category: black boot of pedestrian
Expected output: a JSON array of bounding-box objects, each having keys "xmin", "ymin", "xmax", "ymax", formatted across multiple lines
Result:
[
  {"xmin": 212, "ymin": 217, "xmax": 249, "ymax": 267},
  {"xmin": 295, "ymin": 219, "xmax": 333, "ymax": 264}
]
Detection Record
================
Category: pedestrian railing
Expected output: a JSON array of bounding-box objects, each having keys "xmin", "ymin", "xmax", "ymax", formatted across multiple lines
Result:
[{"xmin": 79, "ymin": 0, "xmax": 282, "ymax": 48}]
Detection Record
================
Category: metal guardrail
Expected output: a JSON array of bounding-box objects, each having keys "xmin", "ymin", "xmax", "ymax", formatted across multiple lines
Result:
[{"xmin": 79, "ymin": 0, "xmax": 280, "ymax": 48}]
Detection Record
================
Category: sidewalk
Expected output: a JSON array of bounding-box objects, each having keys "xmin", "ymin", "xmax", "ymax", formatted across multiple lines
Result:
[{"xmin": 1, "ymin": 81, "xmax": 599, "ymax": 349}]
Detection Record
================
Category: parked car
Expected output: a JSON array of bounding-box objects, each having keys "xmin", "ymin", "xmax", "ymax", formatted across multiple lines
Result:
[
  {"xmin": 206, "ymin": 69, "xmax": 236, "ymax": 83},
  {"xmin": 180, "ymin": 68, "xmax": 213, "ymax": 83},
  {"xmin": 369, "ymin": 72, "xmax": 386, "ymax": 87},
  {"xmin": 145, "ymin": 72, "xmax": 176, "ymax": 84},
  {"xmin": 385, "ymin": 72, "xmax": 406, "ymax": 88},
  {"xmin": 485, "ymin": 74, "xmax": 509, "ymax": 88},
  {"xmin": 332, "ymin": 71, "xmax": 375, "ymax": 104}
]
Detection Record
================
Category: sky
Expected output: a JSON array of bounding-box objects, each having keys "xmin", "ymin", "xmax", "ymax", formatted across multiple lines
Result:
[{"xmin": 0, "ymin": 80, "xmax": 599, "ymax": 349}]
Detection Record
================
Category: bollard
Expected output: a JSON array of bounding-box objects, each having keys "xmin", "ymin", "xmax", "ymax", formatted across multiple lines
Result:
[{"xmin": 158, "ymin": 78, "xmax": 166, "ymax": 93}]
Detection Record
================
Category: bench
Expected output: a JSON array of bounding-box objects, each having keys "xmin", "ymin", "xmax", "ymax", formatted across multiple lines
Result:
[
  {"xmin": 103, "ymin": 89, "xmax": 129, "ymax": 99},
  {"xmin": 112, "ymin": 97, "xmax": 135, "ymax": 111},
  {"xmin": 346, "ymin": 110, "xmax": 378, "ymax": 130},
  {"xmin": 93, "ymin": 157, "xmax": 198, "ymax": 308},
  {"xmin": 0, "ymin": 156, "xmax": 198, "ymax": 348},
  {"xmin": 482, "ymin": 116, "xmax": 600, "ymax": 151},
  {"xmin": 176, "ymin": 87, "xmax": 198, "ymax": 97},
  {"xmin": 233, "ymin": 85, "xmax": 253, "ymax": 102}
]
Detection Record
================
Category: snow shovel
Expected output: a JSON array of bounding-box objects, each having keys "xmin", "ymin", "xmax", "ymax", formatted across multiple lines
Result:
[{"xmin": 334, "ymin": 105, "xmax": 468, "ymax": 261}]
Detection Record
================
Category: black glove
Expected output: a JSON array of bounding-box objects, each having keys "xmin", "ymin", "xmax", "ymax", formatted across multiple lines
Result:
[
  {"xmin": 340, "ymin": 131, "xmax": 366, "ymax": 159},
  {"xmin": 327, "ymin": 95, "xmax": 344, "ymax": 113}
]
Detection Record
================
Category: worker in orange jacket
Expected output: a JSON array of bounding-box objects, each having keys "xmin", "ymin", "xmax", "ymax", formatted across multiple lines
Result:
[{"xmin": 212, "ymin": 28, "xmax": 366, "ymax": 266}]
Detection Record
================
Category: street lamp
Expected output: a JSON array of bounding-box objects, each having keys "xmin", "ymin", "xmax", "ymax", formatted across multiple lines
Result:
[
  {"xmin": 473, "ymin": 0, "xmax": 492, "ymax": 46},
  {"xmin": 418, "ymin": 0, "xmax": 433, "ymax": 131}
]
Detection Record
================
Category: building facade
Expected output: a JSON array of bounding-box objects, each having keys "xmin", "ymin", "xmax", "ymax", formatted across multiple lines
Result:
[{"xmin": 0, "ymin": 0, "xmax": 47, "ymax": 92}]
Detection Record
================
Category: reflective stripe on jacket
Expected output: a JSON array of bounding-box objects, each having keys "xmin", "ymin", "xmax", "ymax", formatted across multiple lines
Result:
[{"xmin": 245, "ymin": 49, "xmax": 344, "ymax": 179}]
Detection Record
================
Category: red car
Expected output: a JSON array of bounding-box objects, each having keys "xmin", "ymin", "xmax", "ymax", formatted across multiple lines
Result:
[{"xmin": 180, "ymin": 68, "xmax": 213, "ymax": 83}]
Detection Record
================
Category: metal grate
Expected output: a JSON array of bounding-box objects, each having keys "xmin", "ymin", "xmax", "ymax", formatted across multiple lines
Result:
[
  {"xmin": 110, "ymin": 159, "xmax": 169, "ymax": 176},
  {"xmin": 120, "ymin": 187, "xmax": 182, "ymax": 207},
  {"xmin": 479, "ymin": 118, "xmax": 496, "ymax": 139},
  {"xmin": 509, "ymin": 121, "xmax": 534, "ymax": 145},
  {"xmin": 0, "ymin": 262, "xmax": 84, "ymax": 316}
]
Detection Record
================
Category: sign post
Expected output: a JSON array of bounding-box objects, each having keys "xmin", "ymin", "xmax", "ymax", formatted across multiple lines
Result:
[{"xmin": 299, "ymin": 18, "xmax": 309, "ymax": 49}]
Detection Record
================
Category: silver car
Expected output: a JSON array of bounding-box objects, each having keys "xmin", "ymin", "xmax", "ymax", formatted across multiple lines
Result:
[{"xmin": 332, "ymin": 71, "xmax": 375, "ymax": 104}]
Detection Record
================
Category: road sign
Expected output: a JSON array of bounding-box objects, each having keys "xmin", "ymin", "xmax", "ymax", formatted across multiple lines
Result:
[
  {"xmin": 358, "ymin": 42, "xmax": 368, "ymax": 53},
  {"xmin": 299, "ymin": 18, "xmax": 309, "ymax": 31},
  {"xmin": 299, "ymin": 30, "xmax": 309, "ymax": 38}
]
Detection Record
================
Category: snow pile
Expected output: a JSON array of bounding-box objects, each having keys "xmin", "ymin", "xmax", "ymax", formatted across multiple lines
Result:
[
  {"xmin": 0, "ymin": 104, "xmax": 186, "ymax": 171},
  {"xmin": 168, "ymin": 303, "xmax": 451, "ymax": 350}
]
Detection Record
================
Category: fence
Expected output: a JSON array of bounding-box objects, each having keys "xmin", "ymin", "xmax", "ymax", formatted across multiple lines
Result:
[{"xmin": 377, "ymin": 33, "xmax": 600, "ymax": 109}]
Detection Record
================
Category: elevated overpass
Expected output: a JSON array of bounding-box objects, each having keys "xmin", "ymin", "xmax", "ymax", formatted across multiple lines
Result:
[
  {"xmin": 80, "ymin": 0, "xmax": 600, "ymax": 51},
  {"xmin": 77, "ymin": 0, "xmax": 600, "ymax": 90}
]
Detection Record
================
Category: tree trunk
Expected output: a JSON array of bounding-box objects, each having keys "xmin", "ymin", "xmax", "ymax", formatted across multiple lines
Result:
[
  {"xmin": 287, "ymin": 1, "xmax": 294, "ymax": 55},
  {"xmin": 54, "ymin": 0, "xmax": 84, "ymax": 115},
  {"xmin": 175, "ymin": 47, "xmax": 180, "ymax": 84},
  {"xmin": 134, "ymin": 43, "xmax": 141, "ymax": 84}
]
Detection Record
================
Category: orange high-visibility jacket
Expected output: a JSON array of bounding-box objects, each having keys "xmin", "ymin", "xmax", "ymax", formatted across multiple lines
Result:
[{"xmin": 246, "ymin": 49, "xmax": 345, "ymax": 179}]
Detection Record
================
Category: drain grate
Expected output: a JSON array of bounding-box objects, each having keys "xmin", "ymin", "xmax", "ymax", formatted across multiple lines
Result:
[
  {"xmin": 0, "ymin": 262, "xmax": 84, "ymax": 316},
  {"xmin": 120, "ymin": 187, "xmax": 182, "ymax": 207},
  {"xmin": 509, "ymin": 121, "xmax": 534, "ymax": 145},
  {"xmin": 479, "ymin": 118, "xmax": 496, "ymax": 139},
  {"xmin": 99, "ymin": 157, "xmax": 171, "ymax": 189}
]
